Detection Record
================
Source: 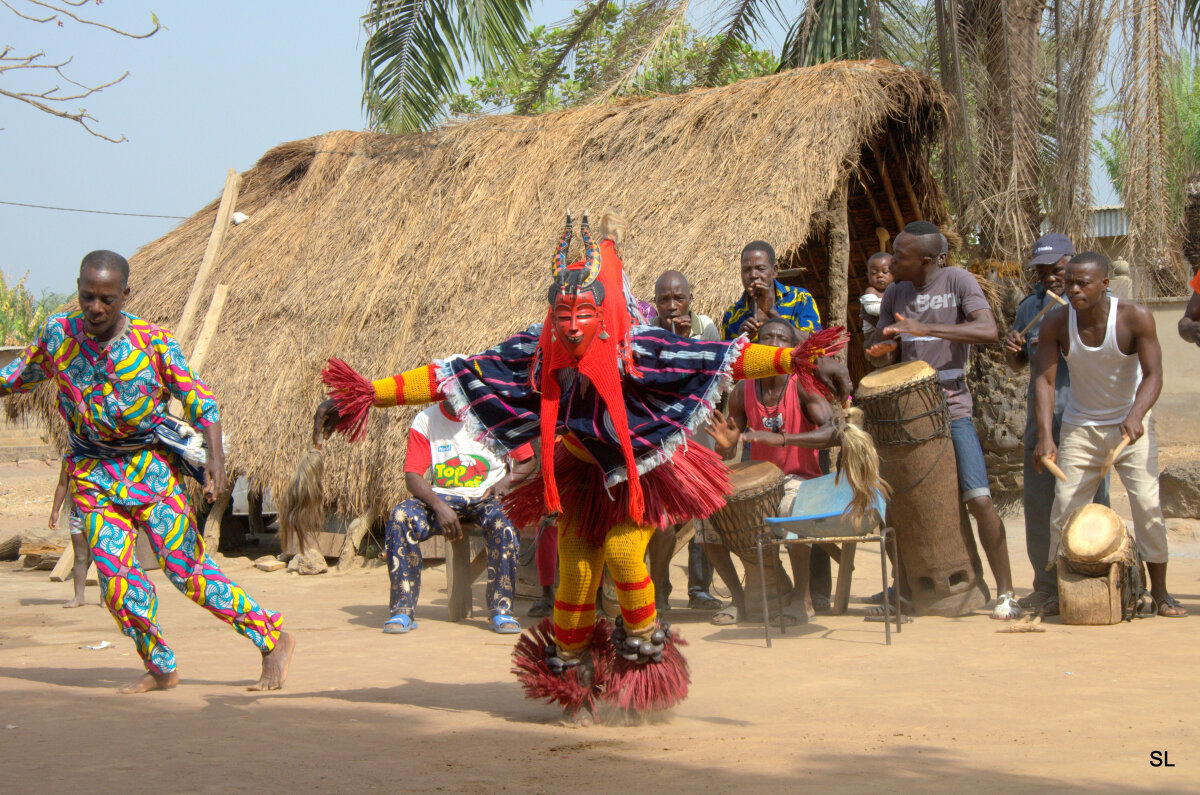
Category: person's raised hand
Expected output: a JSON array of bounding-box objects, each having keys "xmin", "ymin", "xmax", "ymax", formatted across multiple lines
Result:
[
  {"xmin": 882, "ymin": 312, "xmax": 927, "ymax": 338},
  {"xmin": 667, "ymin": 314, "xmax": 692, "ymax": 338},
  {"xmin": 865, "ymin": 341, "xmax": 898, "ymax": 358},
  {"xmin": 434, "ymin": 499, "xmax": 464, "ymax": 541},
  {"xmin": 1003, "ymin": 329, "xmax": 1026, "ymax": 355},
  {"xmin": 815, "ymin": 357, "xmax": 853, "ymax": 401},
  {"xmin": 706, "ymin": 409, "xmax": 740, "ymax": 449},
  {"xmin": 312, "ymin": 398, "xmax": 342, "ymax": 450}
]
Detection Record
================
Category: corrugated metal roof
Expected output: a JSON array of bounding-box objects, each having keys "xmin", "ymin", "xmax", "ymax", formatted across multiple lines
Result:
[{"xmin": 1089, "ymin": 205, "xmax": 1128, "ymax": 238}]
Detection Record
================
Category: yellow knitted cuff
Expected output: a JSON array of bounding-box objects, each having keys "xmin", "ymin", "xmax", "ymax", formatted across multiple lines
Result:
[
  {"xmin": 372, "ymin": 364, "xmax": 441, "ymax": 407},
  {"xmin": 732, "ymin": 343, "xmax": 793, "ymax": 380}
]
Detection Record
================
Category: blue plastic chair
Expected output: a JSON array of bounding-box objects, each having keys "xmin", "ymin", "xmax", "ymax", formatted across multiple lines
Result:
[{"xmin": 757, "ymin": 472, "xmax": 901, "ymax": 645}]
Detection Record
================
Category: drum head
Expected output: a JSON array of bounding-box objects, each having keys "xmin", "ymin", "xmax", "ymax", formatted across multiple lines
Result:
[
  {"xmin": 856, "ymin": 360, "xmax": 937, "ymax": 398},
  {"xmin": 727, "ymin": 460, "xmax": 784, "ymax": 492},
  {"xmin": 1063, "ymin": 503, "xmax": 1125, "ymax": 563}
]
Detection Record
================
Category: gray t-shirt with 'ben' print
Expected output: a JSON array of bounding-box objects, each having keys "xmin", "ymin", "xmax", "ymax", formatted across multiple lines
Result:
[{"xmin": 877, "ymin": 266, "xmax": 990, "ymax": 420}]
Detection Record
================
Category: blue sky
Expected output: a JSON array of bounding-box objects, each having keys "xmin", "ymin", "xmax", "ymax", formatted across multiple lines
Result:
[{"xmin": 1, "ymin": 1, "xmax": 1115, "ymax": 297}]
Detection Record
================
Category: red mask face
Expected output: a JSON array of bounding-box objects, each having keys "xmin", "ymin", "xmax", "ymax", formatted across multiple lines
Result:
[{"xmin": 552, "ymin": 292, "xmax": 602, "ymax": 359}]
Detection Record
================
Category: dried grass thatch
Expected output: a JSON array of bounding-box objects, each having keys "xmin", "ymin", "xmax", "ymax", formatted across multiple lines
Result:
[{"xmin": 24, "ymin": 60, "xmax": 949, "ymax": 517}]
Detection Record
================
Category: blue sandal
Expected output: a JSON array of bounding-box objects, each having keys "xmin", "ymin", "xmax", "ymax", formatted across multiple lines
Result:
[
  {"xmin": 383, "ymin": 614, "xmax": 417, "ymax": 634},
  {"xmin": 490, "ymin": 613, "xmax": 521, "ymax": 634}
]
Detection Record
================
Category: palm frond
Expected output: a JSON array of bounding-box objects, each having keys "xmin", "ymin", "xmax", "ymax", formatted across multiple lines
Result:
[
  {"xmin": 362, "ymin": 0, "xmax": 532, "ymax": 132},
  {"xmin": 516, "ymin": 0, "xmax": 610, "ymax": 114},
  {"xmin": 703, "ymin": 0, "xmax": 782, "ymax": 85},
  {"xmin": 589, "ymin": 0, "xmax": 691, "ymax": 103}
]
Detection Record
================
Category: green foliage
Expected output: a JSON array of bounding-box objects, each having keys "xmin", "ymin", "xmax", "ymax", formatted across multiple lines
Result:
[
  {"xmin": 1097, "ymin": 53, "xmax": 1200, "ymax": 223},
  {"xmin": 779, "ymin": 0, "xmax": 929, "ymax": 70},
  {"xmin": 0, "ymin": 273, "xmax": 68, "ymax": 346},
  {"xmin": 447, "ymin": 1, "xmax": 776, "ymax": 116},
  {"xmin": 363, "ymin": 0, "xmax": 535, "ymax": 133}
]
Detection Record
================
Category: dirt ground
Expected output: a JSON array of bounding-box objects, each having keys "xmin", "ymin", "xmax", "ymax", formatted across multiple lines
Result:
[{"xmin": 1, "ymin": 455, "xmax": 1198, "ymax": 794}]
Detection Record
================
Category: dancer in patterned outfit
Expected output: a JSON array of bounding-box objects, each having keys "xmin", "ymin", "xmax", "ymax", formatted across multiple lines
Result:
[
  {"xmin": 313, "ymin": 214, "xmax": 850, "ymax": 721},
  {"xmin": 0, "ymin": 251, "xmax": 295, "ymax": 693},
  {"xmin": 383, "ymin": 402, "xmax": 534, "ymax": 634}
]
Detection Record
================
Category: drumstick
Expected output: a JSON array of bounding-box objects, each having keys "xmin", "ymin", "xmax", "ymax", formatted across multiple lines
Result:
[
  {"xmin": 1101, "ymin": 434, "xmax": 1131, "ymax": 476},
  {"xmin": 1019, "ymin": 290, "xmax": 1068, "ymax": 335},
  {"xmin": 1040, "ymin": 456, "xmax": 1067, "ymax": 482}
]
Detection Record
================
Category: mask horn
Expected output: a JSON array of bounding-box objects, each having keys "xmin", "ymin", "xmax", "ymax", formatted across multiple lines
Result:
[
  {"xmin": 552, "ymin": 212, "xmax": 574, "ymax": 276},
  {"xmin": 580, "ymin": 211, "xmax": 601, "ymax": 284}
]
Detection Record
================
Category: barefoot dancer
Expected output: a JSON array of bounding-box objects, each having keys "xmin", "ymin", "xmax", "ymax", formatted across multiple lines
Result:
[
  {"xmin": 49, "ymin": 458, "xmax": 91, "ymax": 608},
  {"xmin": 0, "ymin": 251, "xmax": 294, "ymax": 693},
  {"xmin": 314, "ymin": 213, "xmax": 851, "ymax": 720}
]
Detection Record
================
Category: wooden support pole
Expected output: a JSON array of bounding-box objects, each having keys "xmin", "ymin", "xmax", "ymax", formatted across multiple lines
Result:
[
  {"xmin": 858, "ymin": 172, "xmax": 887, "ymax": 231},
  {"xmin": 247, "ymin": 489, "xmax": 266, "ymax": 536},
  {"xmin": 873, "ymin": 149, "xmax": 906, "ymax": 231},
  {"xmin": 168, "ymin": 284, "xmax": 227, "ymax": 418},
  {"xmin": 825, "ymin": 178, "xmax": 851, "ymax": 351},
  {"xmin": 886, "ymin": 135, "xmax": 922, "ymax": 218},
  {"xmin": 176, "ymin": 169, "xmax": 241, "ymax": 347}
]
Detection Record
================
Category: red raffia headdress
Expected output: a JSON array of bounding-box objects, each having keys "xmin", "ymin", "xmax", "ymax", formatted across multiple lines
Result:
[{"xmin": 533, "ymin": 212, "xmax": 645, "ymax": 524}]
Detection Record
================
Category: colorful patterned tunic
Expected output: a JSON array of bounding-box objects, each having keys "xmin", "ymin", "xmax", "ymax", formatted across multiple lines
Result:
[
  {"xmin": 0, "ymin": 310, "xmax": 219, "ymax": 510},
  {"xmin": 720, "ymin": 280, "xmax": 822, "ymax": 339},
  {"xmin": 0, "ymin": 310, "xmax": 281, "ymax": 675}
]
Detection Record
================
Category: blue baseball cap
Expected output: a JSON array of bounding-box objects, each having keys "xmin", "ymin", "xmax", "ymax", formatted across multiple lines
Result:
[{"xmin": 1028, "ymin": 233, "xmax": 1074, "ymax": 267}]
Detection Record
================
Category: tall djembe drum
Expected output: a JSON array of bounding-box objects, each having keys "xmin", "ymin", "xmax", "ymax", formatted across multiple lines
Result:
[{"xmin": 855, "ymin": 361, "xmax": 990, "ymax": 616}]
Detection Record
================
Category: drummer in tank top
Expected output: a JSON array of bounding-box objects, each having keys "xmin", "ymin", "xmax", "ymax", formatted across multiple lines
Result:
[
  {"xmin": 706, "ymin": 318, "xmax": 837, "ymax": 625},
  {"xmin": 865, "ymin": 220, "xmax": 1022, "ymax": 620},
  {"xmin": 1033, "ymin": 252, "xmax": 1186, "ymax": 617}
]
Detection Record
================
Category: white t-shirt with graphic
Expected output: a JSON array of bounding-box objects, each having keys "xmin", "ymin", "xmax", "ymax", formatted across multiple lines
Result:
[{"xmin": 405, "ymin": 404, "xmax": 510, "ymax": 499}]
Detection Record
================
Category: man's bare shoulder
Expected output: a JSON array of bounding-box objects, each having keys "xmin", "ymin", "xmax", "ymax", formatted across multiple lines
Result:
[{"xmin": 1118, "ymin": 299, "xmax": 1156, "ymax": 330}]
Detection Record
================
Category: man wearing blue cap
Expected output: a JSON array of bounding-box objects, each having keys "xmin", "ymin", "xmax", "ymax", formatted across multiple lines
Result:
[{"xmin": 1003, "ymin": 233, "xmax": 1108, "ymax": 615}]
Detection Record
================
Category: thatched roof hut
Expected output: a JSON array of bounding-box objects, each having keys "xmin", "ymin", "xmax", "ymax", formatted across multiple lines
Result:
[{"xmin": 47, "ymin": 59, "xmax": 952, "ymax": 516}]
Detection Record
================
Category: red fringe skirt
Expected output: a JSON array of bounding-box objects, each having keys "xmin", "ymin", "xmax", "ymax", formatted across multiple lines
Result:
[{"xmin": 504, "ymin": 443, "xmax": 731, "ymax": 544}]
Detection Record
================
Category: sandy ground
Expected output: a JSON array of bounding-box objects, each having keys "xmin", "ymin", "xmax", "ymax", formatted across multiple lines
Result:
[{"xmin": 2, "ymin": 456, "xmax": 1199, "ymax": 793}]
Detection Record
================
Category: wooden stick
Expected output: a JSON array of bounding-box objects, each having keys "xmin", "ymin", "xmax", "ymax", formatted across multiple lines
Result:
[
  {"xmin": 1040, "ymin": 456, "xmax": 1067, "ymax": 482},
  {"xmin": 1102, "ymin": 435, "xmax": 1131, "ymax": 476},
  {"xmin": 886, "ymin": 135, "xmax": 922, "ymax": 216},
  {"xmin": 176, "ymin": 169, "xmax": 240, "ymax": 347},
  {"xmin": 873, "ymin": 148, "xmax": 906, "ymax": 230},
  {"xmin": 168, "ymin": 284, "xmax": 228, "ymax": 418},
  {"xmin": 48, "ymin": 541, "xmax": 74, "ymax": 581},
  {"xmin": 857, "ymin": 172, "xmax": 887, "ymax": 230},
  {"xmin": 875, "ymin": 227, "xmax": 890, "ymax": 252},
  {"xmin": 1019, "ymin": 290, "xmax": 1068, "ymax": 335}
]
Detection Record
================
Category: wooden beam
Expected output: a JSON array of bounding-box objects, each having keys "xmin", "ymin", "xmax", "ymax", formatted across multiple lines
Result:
[
  {"xmin": 825, "ymin": 179, "xmax": 851, "ymax": 352},
  {"xmin": 873, "ymin": 147, "xmax": 907, "ymax": 231},
  {"xmin": 857, "ymin": 171, "xmax": 887, "ymax": 231},
  {"xmin": 886, "ymin": 135, "xmax": 922, "ymax": 219},
  {"xmin": 168, "ymin": 284, "xmax": 227, "ymax": 418},
  {"xmin": 176, "ymin": 169, "xmax": 240, "ymax": 348}
]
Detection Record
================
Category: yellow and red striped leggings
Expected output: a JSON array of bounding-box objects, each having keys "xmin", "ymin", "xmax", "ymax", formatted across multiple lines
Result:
[{"xmin": 553, "ymin": 517, "xmax": 657, "ymax": 652}]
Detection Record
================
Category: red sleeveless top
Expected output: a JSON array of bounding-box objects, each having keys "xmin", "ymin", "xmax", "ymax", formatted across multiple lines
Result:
[{"xmin": 741, "ymin": 376, "xmax": 822, "ymax": 479}]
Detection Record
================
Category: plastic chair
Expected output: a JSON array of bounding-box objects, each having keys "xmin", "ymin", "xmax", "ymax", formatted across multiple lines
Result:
[{"xmin": 758, "ymin": 473, "xmax": 901, "ymax": 645}]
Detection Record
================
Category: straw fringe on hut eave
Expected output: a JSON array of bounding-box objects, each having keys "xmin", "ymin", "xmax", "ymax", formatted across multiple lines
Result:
[{"xmin": 19, "ymin": 60, "xmax": 950, "ymax": 518}]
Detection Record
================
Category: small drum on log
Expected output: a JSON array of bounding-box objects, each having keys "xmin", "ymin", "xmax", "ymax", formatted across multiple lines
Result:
[
  {"xmin": 708, "ymin": 461, "xmax": 790, "ymax": 620},
  {"xmin": 1057, "ymin": 503, "xmax": 1139, "ymax": 625},
  {"xmin": 855, "ymin": 361, "xmax": 989, "ymax": 616}
]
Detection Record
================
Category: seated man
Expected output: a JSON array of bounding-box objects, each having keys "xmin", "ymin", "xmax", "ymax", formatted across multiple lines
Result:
[
  {"xmin": 646, "ymin": 269, "xmax": 725, "ymax": 613},
  {"xmin": 721, "ymin": 240, "xmax": 821, "ymax": 341},
  {"xmin": 384, "ymin": 401, "xmax": 535, "ymax": 634},
  {"xmin": 705, "ymin": 318, "xmax": 838, "ymax": 624}
]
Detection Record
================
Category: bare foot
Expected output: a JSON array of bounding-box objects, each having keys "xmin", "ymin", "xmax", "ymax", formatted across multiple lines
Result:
[
  {"xmin": 118, "ymin": 670, "xmax": 179, "ymax": 694},
  {"xmin": 560, "ymin": 708, "xmax": 594, "ymax": 728},
  {"xmin": 62, "ymin": 597, "xmax": 86, "ymax": 609},
  {"xmin": 248, "ymin": 630, "xmax": 295, "ymax": 691}
]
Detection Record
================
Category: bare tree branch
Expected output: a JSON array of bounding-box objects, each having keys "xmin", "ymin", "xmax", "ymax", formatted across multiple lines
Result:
[{"xmin": 0, "ymin": 1, "xmax": 162, "ymax": 141}]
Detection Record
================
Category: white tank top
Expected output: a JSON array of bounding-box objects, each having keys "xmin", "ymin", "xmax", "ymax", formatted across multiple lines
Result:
[{"xmin": 1062, "ymin": 297, "xmax": 1142, "ymax": 426}]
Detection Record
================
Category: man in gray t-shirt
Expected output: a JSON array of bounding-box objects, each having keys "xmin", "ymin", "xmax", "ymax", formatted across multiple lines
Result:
[{"xmin": 866, "ymin": 221, "xmax": 1021, "ymax": 620}]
